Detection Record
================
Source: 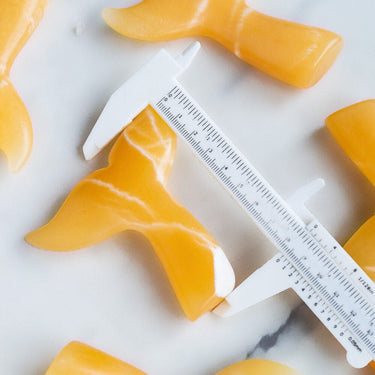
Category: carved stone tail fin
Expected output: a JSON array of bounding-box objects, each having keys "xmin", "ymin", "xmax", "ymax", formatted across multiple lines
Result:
[
  {"xmin": 0, "ymin": 0, "xmax": 49, "ymax": 172},
  {"xmin": 0, "ymin": 77, "xmax": 32, "ymax": 172},
  {"xmin": 26, "ymin": 108, "xmax": 235, "ymax": 320},
  {"xmin": 345, "ymin": 215, "xmax": 375, "ymax": 281},
  {"xmin": 45, "ymin": 341, "xmax": 146, "ymax": 375},
  {"xmin": 326, "ymin": 100, "xmax": 375, "ymax": 185},
  {"xmin": 103, "ymin": 0, "xmax": 342, "ymax": 88},
  {"xmin": 103, "ymin": 0, "xmax": 203, "ymax": 42}
]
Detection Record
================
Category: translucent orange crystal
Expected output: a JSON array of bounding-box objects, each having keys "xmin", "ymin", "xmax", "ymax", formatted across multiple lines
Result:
[
  {"xmin": 26, "ymin": 107, "xmax": 234, "ymax": 321},
  {"xmin": 103, "ymin": 0, "xmax": 343, "ymax": 88},
  {"xmin": 326, "ymin": 100, "xmax": 375, "ymax": 282},
  {"xmin": 0, "ymin": 0, "xmax": 49, "ymax": 172},
  {"xmin": 326, "ymin": 100, "xmax": 375, "ymax": 186},
  {"xmin": 344, "ymin": 216, "xmax": 375, "ymax": 281},
  {"xmin": 215, "ymin": 359, "xmax": 300, "ymax": 375},
  {"xmin": 45, "ymin": 341, "xmax": 146, "ymax": 375}
]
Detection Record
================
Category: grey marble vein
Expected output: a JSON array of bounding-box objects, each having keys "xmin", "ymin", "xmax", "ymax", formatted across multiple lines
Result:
[{"xmin": 246, "ymin": 303, "xmax": 317, "ymax": 357}]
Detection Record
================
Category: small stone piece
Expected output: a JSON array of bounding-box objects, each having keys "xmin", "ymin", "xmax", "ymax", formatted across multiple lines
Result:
[
  {"xmin": 216, "ymin": 359, "xmax": 300, "ymax": 375},
  {"xmin": 0, "ymin": 0, "xmax": 49, "ymax": 172},
  {"xmin": 45, "ymin": 341, "xmax": 146, "ymax": 374}
]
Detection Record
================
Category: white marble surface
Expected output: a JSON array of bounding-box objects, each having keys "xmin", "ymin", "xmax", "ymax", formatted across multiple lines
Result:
[{"xmin": 1, "ymin": 0, "xmax": 375, "ymax": 374}]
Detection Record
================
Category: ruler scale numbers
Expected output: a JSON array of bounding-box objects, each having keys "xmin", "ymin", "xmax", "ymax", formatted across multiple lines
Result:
[{"xmin": 154, "ymin": 84, "xmax": 375, "ymax": 367}]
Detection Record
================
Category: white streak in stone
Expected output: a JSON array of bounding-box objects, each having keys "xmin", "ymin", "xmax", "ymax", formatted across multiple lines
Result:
[
  {"xmin": 230, "ymin": 0, "xmax": 244, "ymax": 24},
  {"xmin": 234, "ymin": 7, "xmax": 253, "ymax": 57},
  {"xmin": 189, "ymin": 0, "xmax": 210, "ymax": 28},
  {"xmin": 147, "ymin": 110, "xmax": 173, "ymax": 182},
  {"xmin": 0, "ymin": 65, "xmax": 6, "ymax": 76},
  {"xmin": 87, "ymin": 178, "xmax": 154, "ymax": 217},
  {"xmin": 141, "ymin": 221, "xmax": 215, "ymax": 249},
  {"xmin": 123, "ymin": 131, "xmax": 165, "ymax": 183},
  {"xmin": 123, "ymin": 110, "xmax": 173, "ymax": 183},
  {"xmin": 0, "ymin": 79, "xmax": 9, "ymax": 88}
]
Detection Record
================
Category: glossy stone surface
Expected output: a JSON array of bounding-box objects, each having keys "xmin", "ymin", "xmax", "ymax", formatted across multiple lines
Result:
[
  {"xmin": 0, "ymin": 0, "xmax": 49, "ymax": 172},
  {"xmin": 216, "ymin": 359, "xmax": 299, "ymax": 375},
  {"xmin": 103, "ymin": 0, "xmax": 343, "ymax": 88},
  {"xmin": 326, "ymin": 100, "xmax": 375, "ymax": 186},
  {"xmin": 326, "ymin": 100, "xmax": 375, "ymax": 284},
  {"xmin": 46, "ymin": 342, "xmax": 146, "ymax": 375},
  {"xmin": 26, "ymin": 107, "xmax": 235, "ymax": 321},
  {"xmin": 1, "ymin": 1, "xmax": 374, "ymax": 374}
]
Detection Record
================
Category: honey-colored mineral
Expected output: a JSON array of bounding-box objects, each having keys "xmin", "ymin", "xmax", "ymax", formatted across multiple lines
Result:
[
  {"xmin": 0, "ymin": 0, "xmax": 49, "ymax": 172},
  {"xmin": 45, "ymin": 341, "xmax": 146, "ymax": 375},
  {"xmin": 26, "ymin": 107, "xmax": 234, "ymax": 321},
  {"xmin": 103, "ymin": 0, "xmax": 343, "ymax": 88},
  {"xmin": 326, "ymin": 100, "xmax": 375, "ymax": 186},
  {"xmin": 345, "ymin": 216, "xmax": 375, "ymax": 281},
  {"xmin": 216, "ymin": 359, "xmax": 300, "ymax": 375}
]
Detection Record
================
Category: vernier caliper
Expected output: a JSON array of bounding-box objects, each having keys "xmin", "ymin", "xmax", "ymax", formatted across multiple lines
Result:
[{"xmin": 83, "ymin": 42, "xmax": 375, "ymax": 369}]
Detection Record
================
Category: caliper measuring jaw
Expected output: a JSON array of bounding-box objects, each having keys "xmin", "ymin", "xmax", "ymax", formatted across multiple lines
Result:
[
  {"xmin": 214, "ymin": 178, "xmax": 375, "ymax": 369},
  {"xmin": 214, "ymin": 179, "xmax": 328, "ymax": 317},
  {"xmin": 83, "ymin": 42, "xmax": 201, "ymax": 160}
]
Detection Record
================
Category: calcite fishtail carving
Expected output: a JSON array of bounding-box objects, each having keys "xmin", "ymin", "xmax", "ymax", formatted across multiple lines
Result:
[
  {"xmin": 103, "ymin": 0, "xmax": 343, "ymax": 88},
  {"xmin": 46, "ymin": 342, "xmax": 146, "ymax": 375},
  {"xmin": 216, "ymin": 359, "xmax": 300, "ymax": 375},
  {"xmin": 0, "ymin": 0, "xmax": 49, "ymax": 172},
  {"xmin": 326, "ymin": 100, "xmax": 375, "ymax": 281},
  {"xmin": 26, "ymin": 107, "xmax": 235, "ymax": 321}
]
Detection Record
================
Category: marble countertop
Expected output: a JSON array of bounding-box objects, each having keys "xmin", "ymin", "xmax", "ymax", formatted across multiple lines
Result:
[{"xmin": 1, "ymin": 0, "xmax": 375, "ymax": 374}]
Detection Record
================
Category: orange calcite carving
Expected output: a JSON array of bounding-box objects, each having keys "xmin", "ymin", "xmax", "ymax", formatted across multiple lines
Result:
[
  {"xmin": 0, "ymin": 0, "xmax": 49, "ymax": 172},
  {"xmin": 215, "ymin": 359, "xmax": 300, "ymax": 375},
  {"xmin": 344, "ymin": 216, "xmax": 375, "ymax": 281},
  {"xmin": 326, "ymin": 100, "xmax": 375, "ymax": 283},
  {"xmin": 103, "ymin": 0, "xmax": 343, "ymax": 88},
  {"xmin": 45, "ymin": 341, "xmax": 146, "ymax": 375},
  {"xmin": 326, "ymin": 100, "xmax": 375, "ymax": 186},
  {"xmin": 26, "ymin": 107, "xmax": 234, "ymax": 321}
]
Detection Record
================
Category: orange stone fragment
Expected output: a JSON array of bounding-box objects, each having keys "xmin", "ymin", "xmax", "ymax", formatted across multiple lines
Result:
[
  {"xmin": 26, "ymin": 107, "xmax": 234, "ymax": 321},
  {"xmin": 344, "ymin": 216, "xmax": 375, "ymax": 281},
  {"xmin": 103, "ymin": 0, "xmax": 343, "ymax": 88},
  {"xmin": 0, "ymin": 0, "xmax": 49, "ymax": 172},
  {"xmin": 326, "ymin": 100, "xmax": 375, "ymax": 283},
  {"xmin": 326, "ymin": 100, "xmax": 375, "ymax": 186},
  {"xmin": 45, "ymin": 341, "xmax": 146, "ymax": 375},
  {"xmin": 215, "ymin": 359, "xmax": 300, "ymax": 375},
  {"xmin": 46, "ymin": 347, "xmax": 301, "ymax": 375}
]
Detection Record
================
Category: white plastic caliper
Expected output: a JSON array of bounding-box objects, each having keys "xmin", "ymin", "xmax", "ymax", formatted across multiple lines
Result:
[{"xmin": 84, "ymin": 42, "xmax": 375, "ymax": 368}]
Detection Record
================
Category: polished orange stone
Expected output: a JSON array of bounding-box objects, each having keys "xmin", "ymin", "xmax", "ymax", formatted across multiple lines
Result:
[
  {"xmin": 0, "ymin": 0, "xmax": 49, "ymax": 172},
  {"xmin": 326, "ymin": 100, "xmax": 375, "ymax": 186},
  {"xmin": 344, "ymin": 216, "xmax": 375, "ymax": 281},
  {"xmin": 46, "ymin": 346, "xmax": 302, "ymax": 375},
  {"xmin": 26, "ymin": 107, "xmax": 234, "ymax": 321},
  {"xmin": 215, "ymin": 359, "xmax": 300, "ymax": 375},
  {"xmin": 326, "ymin": 100, "xmax": 375, "ymax": 283},
  {"xmin": 103, "ymin": 0, "xmax": 343, "ymax": 88},
  {"xmin": 45, "ymin": 341, "xmax": 146, "ymax": 375}
]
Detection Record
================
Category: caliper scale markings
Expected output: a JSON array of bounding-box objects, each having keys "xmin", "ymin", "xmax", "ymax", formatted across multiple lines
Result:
[{"xmin": 154, "ymin": 84, "xmax": 375, "ymax": 364}]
